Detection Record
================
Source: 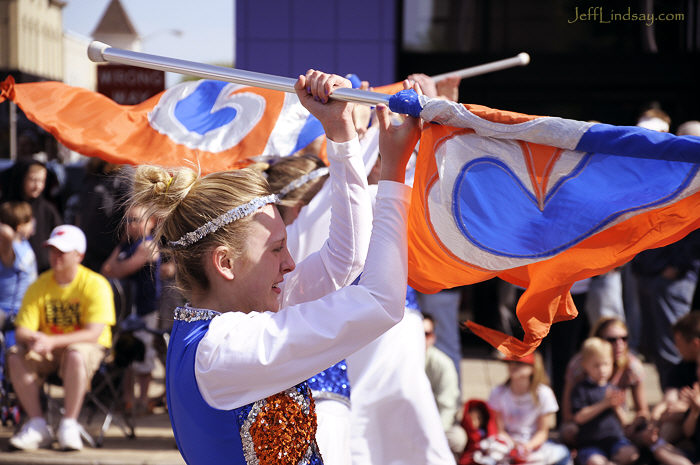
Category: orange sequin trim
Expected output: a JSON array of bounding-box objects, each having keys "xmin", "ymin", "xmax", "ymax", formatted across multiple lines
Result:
[{"xmin": 248, "ymin": 390, "xmax": 318, "ymax": 465}]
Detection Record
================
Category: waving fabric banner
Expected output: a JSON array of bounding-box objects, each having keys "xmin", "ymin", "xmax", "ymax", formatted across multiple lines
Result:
[
  {"xmin": 0, "ymin": 76, "xmax": 324, "ymax": 173},
  {"xmin": 408, "ymin": 98, "xmax": 700, "ymax": 356}
]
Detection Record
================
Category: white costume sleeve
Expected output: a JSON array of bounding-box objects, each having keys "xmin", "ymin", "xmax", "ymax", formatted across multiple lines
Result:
[
  {"xmin": 286, "ymin": 126, "xmax": 379, "ymax": 264},
  {"xmin": 281, "ymin": 136, "xmax": 371, "ymax": 307},
  {"xmin": 195, "ymin": 181, "xmax": 411, "ymax": 410}
]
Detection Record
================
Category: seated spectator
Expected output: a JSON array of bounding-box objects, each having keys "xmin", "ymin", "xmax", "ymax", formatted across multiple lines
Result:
[
  {"xmin": 571, "ymin": 337, "xmax": 639, "ymax": 465},
  {"xmin": 101, "ymin": 204, "xmax": 161, "ymax": 415},
  {"xmin": 653, "ymin": 311, "xmax": 700, "ymax": 446},
  {"xmin": 0, "ymin": 201, "xmax": 38, "ymax": 342},
  {"xmin": 561, "ymin": 317, "xmax": 649, "ymax": 446},
  {"xmin": 7, "ymin": 225, "xmax": 116, "ymax": 451},
  {"xmin": 488, "ymin": 351, "xmax": 571, "ymax": 465},
  {"xmin": 458, "ymin": 399, "xmax": 501, "ymax": 465},
  {"xmin": 424, "ymin": 313, "xmax": 467, "ymax": 456}
]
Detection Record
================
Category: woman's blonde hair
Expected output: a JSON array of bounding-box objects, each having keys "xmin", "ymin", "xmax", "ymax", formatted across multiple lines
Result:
[
  {"xmin": 505, "ymin": 351, "xmax": 549, "ymax": 405},
  {"xmin": 128, "ymin": 165, "xmax": 271, "ymax": 295},
  {"xmin": 257, "ymin": 154, "xmax": 328, "ymax": 209},
  {"xmin": 0, "ymin": 201, "xmax": 33, "ymax": 230}
]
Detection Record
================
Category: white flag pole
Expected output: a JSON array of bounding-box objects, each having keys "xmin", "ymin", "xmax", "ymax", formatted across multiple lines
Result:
[
  {"xmin": 430, "ymin": 53, "xmax": 530, "ymax": 82},
  {"xmin": 87, "ymin": 41, "xmax": 392, "ymax": 107}
]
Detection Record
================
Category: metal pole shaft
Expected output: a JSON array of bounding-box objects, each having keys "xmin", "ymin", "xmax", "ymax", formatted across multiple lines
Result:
[
  {"xmin": 87, "ymin": 41, "xmax": 391, "ymax": 107},
  {"xmin": 431, "ymin": 53, "xmax": 530, "ymax": 82}
]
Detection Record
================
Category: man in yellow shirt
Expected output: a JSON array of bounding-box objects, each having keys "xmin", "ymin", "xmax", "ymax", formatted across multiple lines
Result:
[{"xmin": 7, "ymin": 225, "xmax": 115, "ymax": 451}]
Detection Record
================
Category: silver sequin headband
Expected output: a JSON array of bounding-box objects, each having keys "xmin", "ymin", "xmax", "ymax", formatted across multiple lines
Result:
[
  {"xmin": 277, "ymin": 167, "xmax": 329, "ymax": 198},
  {"xmin": 167, "ymin": 194, "xmax": 280, "ymax": 248}
]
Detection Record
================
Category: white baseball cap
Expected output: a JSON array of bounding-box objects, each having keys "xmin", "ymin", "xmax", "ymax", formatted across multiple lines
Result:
[{"xmin": 44, "ymin": 225, "xmax": 86, "ymax": 254}]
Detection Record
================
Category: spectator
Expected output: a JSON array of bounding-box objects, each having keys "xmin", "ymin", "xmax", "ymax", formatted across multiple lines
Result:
[
  {"xmin": 488, "ymin": 351, "xmax": 571, "ymax": 465},
  {"xmin": 0, "ymin": 200, "xmax": 37, "ymax": 421},
  {"xmin": 458, "ymin": 399, "xmax": 501, "ymax": 465},
  {"xmin": 653, "ymin": 311, "xmax": 700, "ymax": 445},
  {"xmin": 0, "ymin": 201, "xmax": 37, "ymax": 341},
  {"xmin": 560, "ymin": 317, "xmax": 649, "ymax": 446},
  {"xmin": 424, "ymin": 313, "xmax": 467, "ymax": 456},
  {"xmin": 570, "ymin": 337, "xmax": 639, "ymax": 465},
  {"xmin": 3, "ymin": 160, "xmax": 62, "ymax": 273},
  {"xmin": 636, "ymin": 108, "xmax": 671, "ymax": 133},
  {"xmin": 73, "ymin": 159, "xmax": 127, "ymax": 272},
  {"xmin": 676, "ymin": 120, "xmax": 700, "ymax": 137},
  {"xmin": 101, "ymin": 204, "xmax": 161, "ymax": 415},
  {"xmin": 7, "ymin": 225, "xmax": 116, "ymax": 451}
]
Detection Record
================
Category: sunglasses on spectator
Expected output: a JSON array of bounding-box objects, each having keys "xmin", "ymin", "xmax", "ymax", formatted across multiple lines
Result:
[{"xmin": 605, "ymin": 335, "xmax": 628, "ymax": 343}]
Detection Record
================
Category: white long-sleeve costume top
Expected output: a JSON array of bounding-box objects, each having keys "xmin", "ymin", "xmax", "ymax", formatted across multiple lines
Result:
[
  {"xmin": 193, "ymin": 159, "xmax": 407, "ymax": 411},
  {"xmin": 283, "ymin": 137, "xmax": 373, "ymax": 465}
]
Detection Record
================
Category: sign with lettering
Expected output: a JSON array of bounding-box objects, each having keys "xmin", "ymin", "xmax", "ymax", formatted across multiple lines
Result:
[{"xmin": 97, "ymin": 64, "xmax": 165, "ymax": 105}]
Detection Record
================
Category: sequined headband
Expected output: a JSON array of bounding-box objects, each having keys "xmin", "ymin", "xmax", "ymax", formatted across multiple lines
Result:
[
  {"xmin": 277, "ymin": 167, "xmax": 329, "ymax": 198},
  {"xmin": 167, "ymin": 194, "xmax": 280, "ymax": 248}
]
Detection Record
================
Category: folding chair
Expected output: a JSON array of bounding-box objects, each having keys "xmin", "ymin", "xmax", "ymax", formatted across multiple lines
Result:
[{"xmin": 0, "ymin": 321, "xmax": 21, "ymax": 427}]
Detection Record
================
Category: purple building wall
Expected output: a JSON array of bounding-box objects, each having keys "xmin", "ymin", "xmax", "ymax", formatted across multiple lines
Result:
[{"xmin": 236, "ymin": 0, "xmax": 397, "ymax": 87}]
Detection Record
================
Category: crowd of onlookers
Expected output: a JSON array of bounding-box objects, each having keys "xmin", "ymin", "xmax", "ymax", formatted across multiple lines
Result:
[{"xmin": 0, "ymin": 157, "xmax": 177, "ymax": 450}]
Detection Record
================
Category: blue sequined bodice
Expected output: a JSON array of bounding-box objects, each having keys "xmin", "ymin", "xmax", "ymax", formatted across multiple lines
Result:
[
  {"xmin": 307, "ymin": 360, "xmax": 351, "ymax": 407},
  {"xmin": 167, "ymin": 306, "xmax": 324, "ymax": 465}
]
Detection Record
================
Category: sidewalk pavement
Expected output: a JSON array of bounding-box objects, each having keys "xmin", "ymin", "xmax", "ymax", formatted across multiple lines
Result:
[{"xmin": 0, "ymin": 355, "xmax": 664, "ymax": 465}]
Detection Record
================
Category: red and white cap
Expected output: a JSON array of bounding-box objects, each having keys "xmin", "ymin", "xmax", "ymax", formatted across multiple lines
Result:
[{"xmin": 44, "ymin": 225, "xmax": 86, "ymax": 254}]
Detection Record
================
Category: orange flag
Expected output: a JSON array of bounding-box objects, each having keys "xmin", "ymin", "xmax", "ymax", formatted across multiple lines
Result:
[
  {"xmin": 408, "ymin": 99, "xmax": 700, "ymax": 356},
  {"xmin": 0, "ymin": 76, "xmax": 326, "ymax": 173}
]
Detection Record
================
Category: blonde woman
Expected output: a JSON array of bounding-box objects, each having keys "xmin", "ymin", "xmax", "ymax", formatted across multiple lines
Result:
[{"xmin": 128, "ymin": 71, "xmax": 420, "ymax": 465}]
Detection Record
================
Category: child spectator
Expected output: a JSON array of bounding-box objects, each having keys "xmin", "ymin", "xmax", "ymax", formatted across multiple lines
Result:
[
  {"xmin": 458, "ymin": 399, "xmax": 501, "ymax": 465},
  {"xmin": 571, "ymin": 337, "xmax": 639, "ymax": 465},
  {"xmin": 488, "ymin": 351, "xmax": 571, "ymax": 465},
  {"xmin": 560, "ymin": 317, "xmax": 649, "ymax": 446},
  {"xmin": 0, "ymin": 201, "xmax": 37, "ymax": 419},
  {"xmin": 0, "ymin": 201, "xmax": 38, "ymax": 339},
  {"xmin": 101, "ymin": 204, "xmax": 161, "ymax": 414}
]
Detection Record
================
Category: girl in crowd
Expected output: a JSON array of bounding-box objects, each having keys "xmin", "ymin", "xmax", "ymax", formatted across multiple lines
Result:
[
  {"xmin": 0, "ymin": 201, "xmax": 37, "ymax": 345},
  {"xmin": 127, "ymin": 71, "xmax": 419, "ymax": 464},
  {"xmin": 0, "ymin": 200, "xmax": 36, "ymax": 427},
  {"xmin": 488, "ymin": 351, "xmax": 572, "ymax": 465}
]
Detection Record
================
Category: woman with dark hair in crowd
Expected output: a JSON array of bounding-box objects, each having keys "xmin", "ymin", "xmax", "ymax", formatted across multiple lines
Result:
[{"xmin": 4, "ymin": 160, "xmax": 62, "ymax": 273}]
